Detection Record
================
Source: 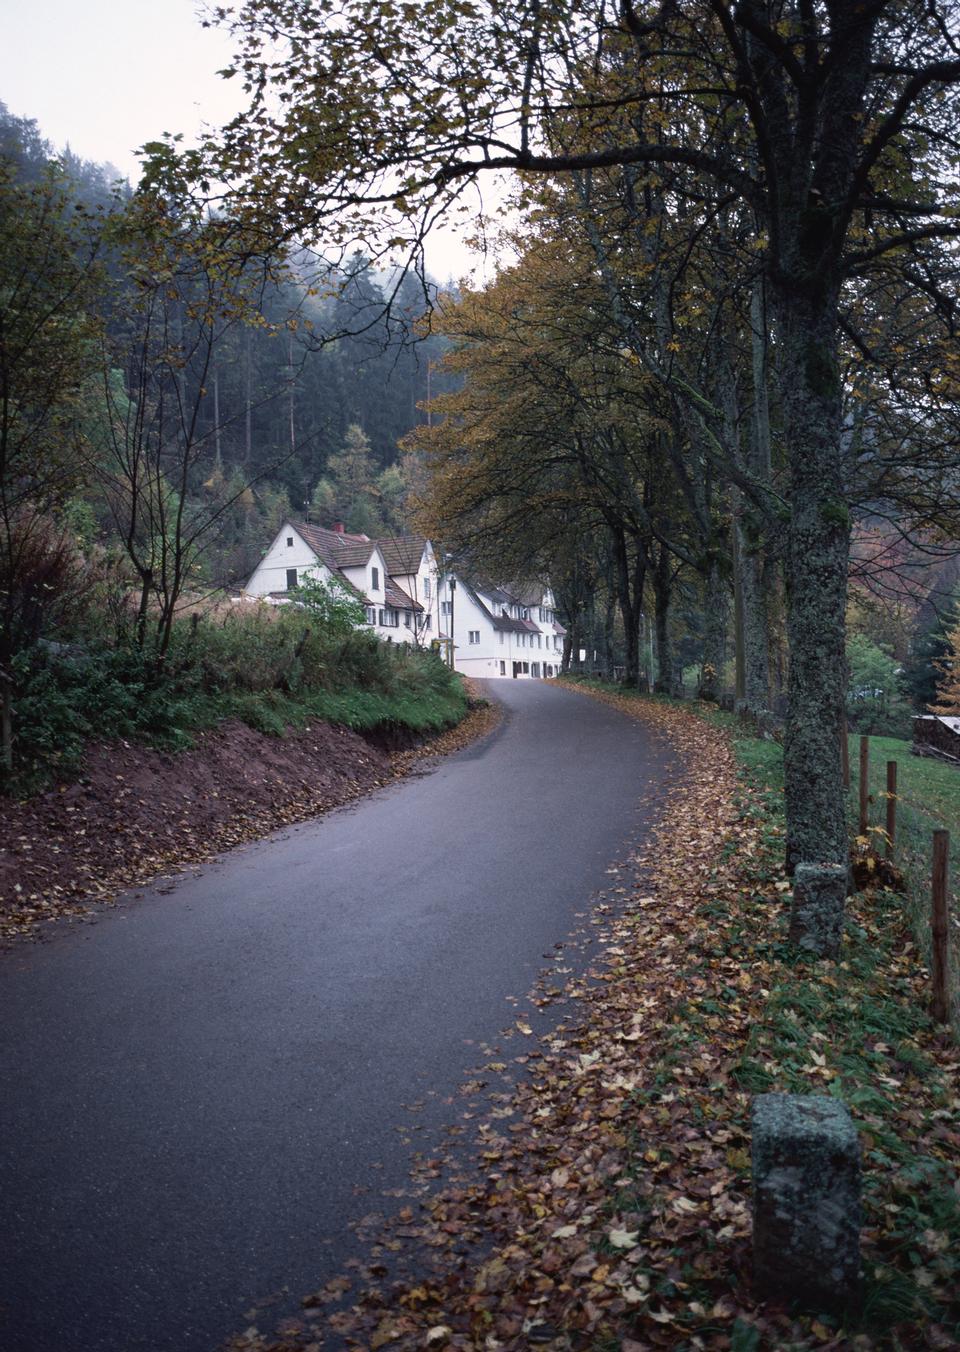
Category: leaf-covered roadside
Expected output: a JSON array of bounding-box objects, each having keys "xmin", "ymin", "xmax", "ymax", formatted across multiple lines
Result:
[{"xmin": 236, "ymin": 686, "xmax": 959, "ymax": 1352}]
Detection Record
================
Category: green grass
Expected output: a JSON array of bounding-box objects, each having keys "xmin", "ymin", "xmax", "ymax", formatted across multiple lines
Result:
[
  {"xmin": 851, "ymin": 732, "xmax": 960, "ymax": 829},
  {"xmin": 850, "ymin": 731, "xmax": 960, "ymax": 1030},
  {"xmin": 563, "ymin": 677, "xmax": 960, "ymax": 1342}
]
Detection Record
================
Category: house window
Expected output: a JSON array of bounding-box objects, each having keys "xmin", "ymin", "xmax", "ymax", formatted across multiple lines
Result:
[
  {"xmin": 404, "ymin": 611, "xmax": 411, "ymax": 627},
  {"xmin": 468, "ymin": 630, "xmax": 480, "ymax": 644},
  {"xmin": 499, "ymin": 631, "xmax": 504, "ymax": 645},
  {"xmin": 286, "ymin": 568, "xmax": 298, "ymax": 589},
  {"xmin": 500, "ymin": 660, "xmax": 506, "ymax": 675},
  {"xmin": 378, "ymin": 608, "xmax": 399, "ymax": 627},
  {"xmin": 286, "ymin": 536, "xmax": 294, "ymax": 547},
  {"xmin": 423, "ymin": 576, "xmax": 431, "ymax": 598},
  {"xmin": 441, "ymin": 600, "xmax": 451, "ymax": 616},
  {"xmin": 372, "ymin": 566, "xmax": 380, "ymax": 591},
  {"xmin": 365, "ymin": 606, "xmax": 376, "ymax": 624},
  {"xmin": 424, "ymin": 615, "xmax": 432, "ymax": 631}
]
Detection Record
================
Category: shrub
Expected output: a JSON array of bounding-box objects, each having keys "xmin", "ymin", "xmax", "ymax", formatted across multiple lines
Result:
[
  {"xmin": 3, "ymin": 598, "xmax": 468, "ymax": 794},
  {"xmin": 846, "ymin": 632, "xmax": 911, "ymax": 737}
]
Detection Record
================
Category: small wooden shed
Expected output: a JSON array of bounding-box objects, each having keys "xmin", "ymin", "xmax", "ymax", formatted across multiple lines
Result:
[{"xmin": 912, "ymin": 714, "xmax": 960, "ymax": 764}]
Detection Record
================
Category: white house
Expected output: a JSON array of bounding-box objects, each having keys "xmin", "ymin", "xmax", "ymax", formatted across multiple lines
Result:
[
  {"xmin": 437, "ymin": 575, "xmax": 566, "ymax": 679},
  {"xmin": 244, "ymin": 520, "xmax": 439, "ymax": 645},
  {"xmin": 244, "ymin": 521, "xmax": 565, "ymax": 677}
]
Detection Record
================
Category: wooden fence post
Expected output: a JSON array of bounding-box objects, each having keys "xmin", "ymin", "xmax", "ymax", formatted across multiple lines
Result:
[
  {"xmin": 931, "ymin": 830, "xmax": 951, "ymax": 1025},
  {"xmin": 841, "ymin": 715, "xmax": 850, "ymax": 790},
  {"xmin": 885, "ymin": 761, "xmax": 897, "ymax": 859},
  {"xmin": 859, "ymin": 736, "xmax": 869, "ymax": 836}
]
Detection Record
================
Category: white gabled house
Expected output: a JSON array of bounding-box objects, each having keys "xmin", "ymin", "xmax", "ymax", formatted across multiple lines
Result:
[
  {"xmin": 244, "ymin": 520, "xmax": 438, "ymax": 645},
  {"xmin": 244, "ymin": 520, "xmax": 566, "ymax": 677},
  {"xmin": 437, "ymin": 575, "xmax": 566, "ymax": 679}
]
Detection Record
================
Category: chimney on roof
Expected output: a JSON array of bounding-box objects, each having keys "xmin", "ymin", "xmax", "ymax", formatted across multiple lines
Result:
[{"xmin": 333, "ymin": 521, "xmax": 345, "ymax": 533}]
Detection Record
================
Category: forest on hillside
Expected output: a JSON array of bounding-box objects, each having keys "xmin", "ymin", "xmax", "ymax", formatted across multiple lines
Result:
[
  {"xmin": 0, "ymin": 100, "xmax": 466, "ymax": 789},
  {"xmin": 1, "ymin": 100, "xmax": 453, "ymax": 587}
]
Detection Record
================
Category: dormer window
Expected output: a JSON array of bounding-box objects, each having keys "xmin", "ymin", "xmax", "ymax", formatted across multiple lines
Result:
[
  {"xmin": 286, "ymin": 536, "xmax": 294, "ymax": 547},
  {"xmin": 372, "ymin": 566, "xmax": 380, "ymax": 590}
]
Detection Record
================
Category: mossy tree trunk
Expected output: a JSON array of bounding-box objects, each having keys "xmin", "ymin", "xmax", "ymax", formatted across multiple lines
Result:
[
  {"xmin": 778, "ymin": 284, "xmax": 850, "ymax": 874},
  {"xmin": 699, "ymin": 551, "xmax": 728, "ymax": 701}
]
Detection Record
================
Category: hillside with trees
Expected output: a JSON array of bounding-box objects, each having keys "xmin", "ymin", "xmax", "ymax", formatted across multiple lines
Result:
[{"xmin": 0, "ymin": 101, "xmax": 461, "ymax": 791}]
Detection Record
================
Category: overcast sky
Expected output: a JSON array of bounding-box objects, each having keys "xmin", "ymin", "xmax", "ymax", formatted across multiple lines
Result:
[{"xmin": 0, "ymin": 0, "xmax": 482, "ymax": 282}]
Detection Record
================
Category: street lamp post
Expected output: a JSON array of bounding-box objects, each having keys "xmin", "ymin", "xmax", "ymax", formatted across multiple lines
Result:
[{"xmin": 448, "ymin": 575, "xmax": 456, "ymax": 670}]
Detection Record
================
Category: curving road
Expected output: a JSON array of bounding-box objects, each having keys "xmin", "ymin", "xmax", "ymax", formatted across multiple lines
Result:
[{"xmin": 0, "ymin": 680, "xmax": 675, "ymax": 1352}]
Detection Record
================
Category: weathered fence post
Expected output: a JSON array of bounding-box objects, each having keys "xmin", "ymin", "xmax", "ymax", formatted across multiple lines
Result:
[
  {"xmin": 752, "ymin": 1094, "xmax": 862, "ymax": 1312},
  {"xmin": 931, "ymin": 829, "xmax": 951, "ymax": 1025},
  {"xmin": 885, "ymin": 761, "xmax": 897, "ymax": 859},
  {"xmin": 840, "ymin": 714, "xmax": 850, "ymax": 790},
  {"xmin": 858, "ymin": 736, "xmax": 869, "ymax": 836}
]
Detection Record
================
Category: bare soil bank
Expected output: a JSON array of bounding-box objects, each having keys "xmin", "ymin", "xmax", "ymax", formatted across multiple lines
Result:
[{"xmin": 0, "ymin": 696, "xmax": 499, "ymax": 946}]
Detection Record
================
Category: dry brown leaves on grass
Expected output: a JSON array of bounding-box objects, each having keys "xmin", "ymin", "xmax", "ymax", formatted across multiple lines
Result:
[
  {"xmin": 0, "ymin": 694, "xmax": 500, "ymax": 947},
  {"xmin": 234, "ymin": 686, "xmax": 959, "ymax": 1352}
]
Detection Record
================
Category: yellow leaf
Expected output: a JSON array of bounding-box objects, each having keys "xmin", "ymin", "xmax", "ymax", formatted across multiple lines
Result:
[{"xmin": 371, "ymin": 1320, "xmax": 398, "ymax": 1350}]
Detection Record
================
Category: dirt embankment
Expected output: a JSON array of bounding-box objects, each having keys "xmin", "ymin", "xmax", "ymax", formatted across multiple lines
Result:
[{"xmin": 0, "ymin": 697, "xmax": 500, "ymax": 946}]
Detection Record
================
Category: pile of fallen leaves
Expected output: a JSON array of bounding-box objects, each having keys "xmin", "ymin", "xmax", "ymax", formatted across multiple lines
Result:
[
  {"xmin": 232, "ymin": 685, "xmax": 959, "ymax": 1352},
  {"xmin": 0, "ymin": 692, "xmax": 500, "ymax": 946}
]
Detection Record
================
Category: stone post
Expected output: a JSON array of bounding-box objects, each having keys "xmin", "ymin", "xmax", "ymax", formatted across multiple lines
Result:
[
  {"xmin": 789, "ymin": 862, "xmax": 847, "ymax": 958},
  {"xmin": 752, "ymin": 1094, "xmax": 861, "ymax": 1312}
]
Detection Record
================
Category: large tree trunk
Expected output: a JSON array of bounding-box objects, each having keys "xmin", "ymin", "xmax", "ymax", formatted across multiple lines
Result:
[
  {"xmin": 733, "ymin": 286, "xmax": 772, "ymax": 715},
  {"xmin": 699, "ymin": 552, "xmax": 727, "ymax": 701},
  {"xmin": 778, "ymin": 286, "xmax": 850, "ymax": 874},
  {"xmin": 611, "ymin": 527, "xmax": 640, "ymax": 687},
  {"xmin": 0, "ymin": 667, "xmax": 12, "ymax": 776},
  {"xmin": 652, "ymin": 547, "xmax": 672, "ymax": 694},
  {"xmin": 244, "ymin": 328, "xmax": 253, "ymax": 466},
  {"xmin": 603, "ymin": 593, "xmax": 616, "ymax": 679},
  {"xmin": 739, "ymin": 528, "xmax": 771, "ymax": 714}
]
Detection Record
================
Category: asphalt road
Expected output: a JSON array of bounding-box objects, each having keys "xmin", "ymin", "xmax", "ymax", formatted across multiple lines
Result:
[{"xmin": 0, "ymin": 679, "xmax": 675, "ymax": 1352}]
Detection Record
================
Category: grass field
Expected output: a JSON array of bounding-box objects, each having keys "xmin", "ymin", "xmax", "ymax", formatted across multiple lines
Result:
[{"xmin": 850, "ymin": 732, "xmax": 960, "ymax": 1030}]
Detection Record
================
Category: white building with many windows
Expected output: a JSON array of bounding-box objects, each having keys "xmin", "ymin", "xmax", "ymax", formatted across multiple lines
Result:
[
  {"xmin": 437, "ymin": 576, "xmax": 566, "ymax": 679},
  {"xmin": 244, "ymin": 521, "xmax": 438, "ymax": 645},
  {"xmin": 244, "ymin": 521, "xmax": 565, "ymax": 676}
]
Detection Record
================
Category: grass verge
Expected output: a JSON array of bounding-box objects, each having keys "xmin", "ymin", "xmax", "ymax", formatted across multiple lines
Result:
[
  {"xmin": 564, "ymin": 678, "xmax": 960, "ymax": 1348},
  {"xmin": 849, "ymin": 732, "xmax": 960, "ymax": 1031}
]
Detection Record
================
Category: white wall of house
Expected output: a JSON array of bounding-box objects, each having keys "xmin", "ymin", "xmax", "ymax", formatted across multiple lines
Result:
[
  {"xmin": 434, "ymin": 577, "xmax": 563, "ymax": 679},
  {"xmin": 390, "ymin": 541, "xmax": 440, "ymax": 644},
  {"xmin": 245, "ymin": 524, "xmax": 332, "ymax": 596}
]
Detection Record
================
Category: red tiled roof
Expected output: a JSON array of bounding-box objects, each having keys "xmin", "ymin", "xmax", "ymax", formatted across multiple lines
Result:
[
  {"xmin": 296, "ymin": 522, "xmax": 375, "ymax": 570},
  {"xmin": 377, "ymin": 535, "xmax": 427, "ymax": 575},
  {"xmin": 384, "ymin": 580, "xmax": 423, "ymax": 612}
]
